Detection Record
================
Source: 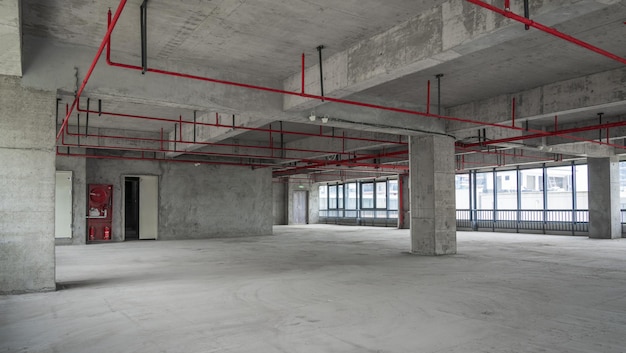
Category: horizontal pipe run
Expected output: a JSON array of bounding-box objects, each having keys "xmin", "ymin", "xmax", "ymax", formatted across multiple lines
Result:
[
  {"xmin": 466, "ymin": 0, "xmax": 626, "ymax": 65},
  {"xmin": 75, "ymin": 103, "xmax": 406, "ymax": 146},
  {"xmin": 104, "ymin": 15, "xmax": 620, "ymax": 152},
  {"xmin": 459, "ymin": 119, "xmax": 626, "ymax": 149},
  {"xmin": 56, "ymin": 0, "xmax": 128, "ymax": 141}
]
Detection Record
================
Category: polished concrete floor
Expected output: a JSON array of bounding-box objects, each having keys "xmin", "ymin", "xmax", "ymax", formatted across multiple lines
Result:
[{"xmin": 2, "ymin": 225, "xmax": 626, "ymax": 353}]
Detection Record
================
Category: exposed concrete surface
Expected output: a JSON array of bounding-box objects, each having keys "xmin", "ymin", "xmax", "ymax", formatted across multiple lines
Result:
[
  {"xmin": 85, "ymin": 158, "xmax": 272, "ymax": 241},
  {"xmin": 2, "ymin": 225, "xmax": 626, "ymax": 352},
  {"xmin": 588, "ymin": 157, "xmax": 622, "ymax": 239},
  {"xmin": 0, "ymin": 75, "xmax": 56, "ymax": 294},
  {"xmin": 410, "ymin": 135, "xmax": 456, "ymax": 255},
  {"xmin": 56, "ymin": 152, "xmax": 87, "ymax": 245},
  {"xmin": 0, "ymin": 0, "xmax": 21, "ymax": 76}
]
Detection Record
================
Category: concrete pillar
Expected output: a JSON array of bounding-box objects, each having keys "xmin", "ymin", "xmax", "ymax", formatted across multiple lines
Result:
[
  {"xmin": 588, "ymin": 157, "xmax": 622, "ymax": 239},
  {"xmin": 0, "ymin": 75, "xmax": 56, "ymax": 293},
  {"xmin": 398, "ymin": 174, "xmax": 410, "ymax": 229},
  {"xmin": 409, "ymin": 135, "xmax": 456, "ymax": 255}
]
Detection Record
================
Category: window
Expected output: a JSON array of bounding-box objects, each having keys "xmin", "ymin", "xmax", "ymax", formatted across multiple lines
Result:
[
  {"xmin": 475, "ymin": 172, "xmax": 494, "ymax": 210},
  {"xmin": 388, "ymin": 180, "xmax": 398, "ymax": 210},
  {"xmin": 328, "ymin": 185, "xmax": 337, "ymax": 209},
  {"xmin": 519, "ymin": 168, "xmax": 543, "ymax": 209},
  {"xmin": 546, "ymin": 166, "xmax": 572, "ymax": 209},
  {"xmin": 337, "ymin": 185, "xmax": 344, "ymax": 209},
  {"xmin": 455, "ymin": 174, "xmax": 470, "ymax": 209},
  {"xmin": 361, "ymin": 183, "xmax": 374, "ymax": 209},
  {"xmin": 496, "ymin": 170, "xmax": 517, "ymax": 210},
  {"xmin": 376, "ymin": 181, "xmax": 387, "ymax": 209},
  {"xmin": 319, "ymin": 185, "xmax": 327, "ymax": 210},
  {"xmin": 575, "ymin": 164, "xmax": 588, "ymax": 209},
  {"xmin": 346, "ymin": 183, "xmax": 357, "ymax": 209}
]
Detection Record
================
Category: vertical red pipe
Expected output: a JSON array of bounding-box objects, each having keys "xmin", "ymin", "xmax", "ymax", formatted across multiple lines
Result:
[
  {"xmin": 301, "ymin": 53, "xmax": 305, "ymax": 95},
  {"xmin": 426, "ymin": 80, "xmax": 431, "ymax": 115},
  {"xmin": 606, "ymin": 128, "xmax": 610, "ymax": 143},
  {"xmin": 398, "ymin": 174, "xmax": 404, "ymax": 229},
  {"xmin": 504, "ymin": 0, "xmax": 510, "ymax": 10}
]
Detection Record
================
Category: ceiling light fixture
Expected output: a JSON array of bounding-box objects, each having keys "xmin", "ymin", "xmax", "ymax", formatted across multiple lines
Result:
[
  {"xmin": 308, "ymin": 112, "xmax": 316, "ymax": 121},
  {"xmin": 321, "ymin": 115, "xmax": 329, "ymax": 123}
]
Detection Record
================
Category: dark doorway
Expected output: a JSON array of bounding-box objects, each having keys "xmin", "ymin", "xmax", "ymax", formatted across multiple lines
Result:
[{"xmin": 125, "ymin": 177, "xmax": 140, "ymax": 240}]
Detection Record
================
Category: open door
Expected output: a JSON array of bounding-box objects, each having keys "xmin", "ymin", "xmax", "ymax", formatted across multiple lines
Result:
[
  {"xmin": 55, "ymin": 171, "xmax": 73, "ymax": 238},
  {"xmin": 138, "ymin": 176, "xmax": 158, "ymax": 240}
]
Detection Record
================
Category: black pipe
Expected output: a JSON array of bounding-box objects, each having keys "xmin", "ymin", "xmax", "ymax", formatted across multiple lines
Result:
[
  {"xmin": 193, "ymin": 110, "xmax": 197, "ymax": 143},
  {"xmin": 55, "ymin": 98, "xmax": 61, "ymax": 135},
  {"xmin": 98, "ymin": 99, "xmax": 102, "ymax": 117},
  {"xmin": 317, "ymin": 45, "xmax": 325, "ymax": 101},
  {"xmin": 86, "ymin": 98, "xmax": 90, "ymax": 136},
  {"xmin": 598, "ymin": 112, "xmax": 604, "ymax": 141},
  {"xmin": 140, "ymin": 0, "xmax": 148, "ymax": 74},
  {"xmin": 435, "ymin": 74, "xmax": 444, "ymax": 115},
  {"xmin": 523, "ymin": 0, "xmax": 530, "ymax": 30},
  {"xmin": 280, "ymin": 121, "xmax": 284, "ymax": 158}
]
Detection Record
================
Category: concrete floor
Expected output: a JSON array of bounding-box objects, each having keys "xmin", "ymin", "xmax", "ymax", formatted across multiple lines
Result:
[{"xmin": 1, "ymin": 225, "xmax": 626, "ymax": 353}]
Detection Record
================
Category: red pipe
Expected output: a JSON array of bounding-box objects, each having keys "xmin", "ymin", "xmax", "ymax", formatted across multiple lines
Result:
[
  {"xmin": 466, "ymin": 0, "xmax": 626, "ymax": 65},
  {"xmin": 504, "ymin": 0, "xmax": 510, "ymax": 10},
  {"xmin": 103, "ymin": 11, "xmax": 618, "ymax": 152},
  {"xmin": 459, "ymin": 119, "xmax": 626, "ymax": 149},
  {"xmin": 398, "ymin": 174, "xmax": 404, "ymax": 228},
  {"xmin": 75, "ymin": 103, "xmax": 406, "ymax": 146},
  {"xmin": 57, "ymin": 150, "xmax": 268, "ymax": 168},
  {"xmin": 56, "ymin": 0, "xmax": 128, "ymax": 141}
]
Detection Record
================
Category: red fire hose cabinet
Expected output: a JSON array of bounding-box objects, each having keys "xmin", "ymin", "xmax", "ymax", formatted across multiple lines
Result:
[{"xmin": 87, "ymin": 184, "xmax": 113, "ymax": 242}]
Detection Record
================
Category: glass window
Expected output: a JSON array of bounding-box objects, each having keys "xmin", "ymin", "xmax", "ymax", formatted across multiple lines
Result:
[
  {"xmin": 455, "ymin": 174, "xmax": 470, "ymax": 209},
  {"xmin": 496, "ymin": 170, "xmax": 517, "ymax": 210},
  {"xmin": 346, "ymin": 183, "xmax": 357, "ymax": 209},
  {"xmin": 475, "ymin": 172, "xmax": 494, "ymax": 210},
  {"xmin": 388, "ymin": 180, "xmax": 398, "ymax": 210},
  {"xmin": 318, "ymin": 185, "xmax": 327, "ymax": 210},
  {"xmin": 337, "ymin": 185, "xmax": 344, "ymax": 209},
  {"xmin": 575, "ymin": 164, "xmax": 588, "ymax": 209},
  {"xmin": 376, "ymin": 181, "xmax": 387, "ymax": 209},
  {"xmin": 361, "ymin": 182, "xmax": 374, "ymax": 209},
  {"xmin": 520, "ymin": 168, "xmax": 543, "ymax": 209},
  {"xmin": 328, "ymin": 185, "xmax": 337, "ymax": 209},
  {"xmin": 546, "ymin": 166, "xmax": 572, "ymax": 209}
]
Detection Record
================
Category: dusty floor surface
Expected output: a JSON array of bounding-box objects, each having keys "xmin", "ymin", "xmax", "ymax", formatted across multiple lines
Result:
[{"xmin": 1, "ymin": 225, "xmax": 626, "ymax": 353}]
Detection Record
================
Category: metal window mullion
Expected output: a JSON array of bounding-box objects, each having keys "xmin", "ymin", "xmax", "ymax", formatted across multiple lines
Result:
[
  {"xmin": 516, "ymin": 165, "xmax": 521, "ymax": 233},
  {"xmin": 542, "ymin": 164, "xmax": 547, "ymax": 234}
]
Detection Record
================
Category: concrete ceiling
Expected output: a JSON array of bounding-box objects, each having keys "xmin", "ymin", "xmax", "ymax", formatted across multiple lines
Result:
[{"xmin": 19, "ymin": 0, "xmax": 626, "ymax": 175}]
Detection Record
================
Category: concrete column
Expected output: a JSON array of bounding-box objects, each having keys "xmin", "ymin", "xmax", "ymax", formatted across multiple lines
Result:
[
  {"xmin": 409, "ymin": 135, "xmax": 456, "ymax": 255},
  {"xmin": 588, "ymin": 157, "xmax": 622, "ymax": 239},
  {"xmin": 0, "ymin": 75, "xmax": 56, "ymax": 293},
  {"xmin": 398, "ymin": 174, "xmax": 410, "ymax": 229}
]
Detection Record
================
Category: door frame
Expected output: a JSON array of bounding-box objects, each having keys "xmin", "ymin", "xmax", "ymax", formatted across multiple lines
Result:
[{"xmin": 122, "ymin": 174, "xmax": 159, "ymax": 240}]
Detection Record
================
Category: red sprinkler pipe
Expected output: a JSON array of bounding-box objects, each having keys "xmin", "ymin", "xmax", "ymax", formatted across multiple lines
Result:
[
  {"xmin": 56, "ymin": 0, "xmax": 128, "ymax": 141},
  {"xmin": 76, "ymin": 102, "xmax": 406, "ymax": 146},
  {"xmin": 103, "ymin": 12, "xmax": 620, "ymax": 151},
  {"xmin": 459, "ymin": 118, "xmax": 626, "ymax": 149},
  {"xmin": 466, "ymin": 0, "xmax": 626, "ymax": 65}
]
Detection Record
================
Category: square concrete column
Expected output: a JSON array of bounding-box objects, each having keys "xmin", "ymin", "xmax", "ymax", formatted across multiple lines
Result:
[
  {"xmin": 588, "ymin": 157, "xmax": 621, "ymax": 239},
  {"xmin": 409, "ymin": 135, "xmax": 456, "ymax": 255}
]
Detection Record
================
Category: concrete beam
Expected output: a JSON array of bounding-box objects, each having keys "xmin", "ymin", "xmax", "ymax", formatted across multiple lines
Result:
[
  {"xmin": 447, "ymin": 67, "xmax": 626, "ymax": 133},
  {"xmin": 0, "ymin": 0, "xmax": 21, "ymax": 76},
  {"xmin": 283, "ymin": 0, "xmax": 612, "ymax": 112}
]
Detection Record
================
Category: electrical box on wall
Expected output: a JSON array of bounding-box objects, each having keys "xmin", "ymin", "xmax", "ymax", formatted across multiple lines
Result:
[{"xmin": 87, "ymin": 184, "xmax": 113, "ymax": 242}]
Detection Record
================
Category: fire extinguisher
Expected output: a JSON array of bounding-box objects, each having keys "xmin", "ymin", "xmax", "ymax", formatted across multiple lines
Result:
[
  {"xmin": 103, "ymin": 226, "xmax": 111, "ymax": 240},
  {"xmin": 89, "ymin": 226, "xmax": 95, "ymax": 241}
]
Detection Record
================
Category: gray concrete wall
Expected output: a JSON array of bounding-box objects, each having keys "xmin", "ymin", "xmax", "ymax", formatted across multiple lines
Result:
[
  {"xmin": 85, "ymin": 158, "xmax": 272, "ymax": 241},
  {"xmin": 55, "ymin": 150, "xmax": 87, "ymax": 245},
  {"xmin": 588, "ymin": 157, "xmax": 622, "ymax": 239},
  {"xmin": 0, "ymin": 75, "xmax": 56, "ymax": 294}
]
